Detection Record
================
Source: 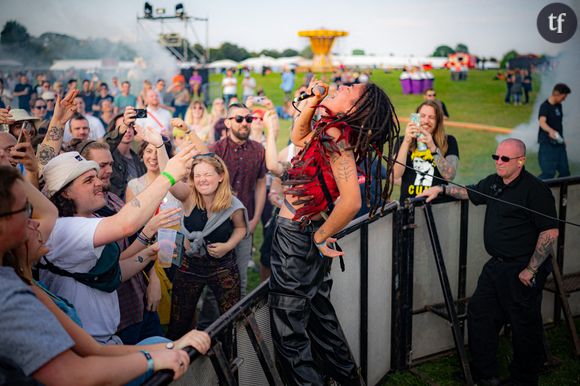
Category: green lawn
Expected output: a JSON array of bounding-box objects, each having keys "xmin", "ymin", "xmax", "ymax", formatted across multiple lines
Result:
[{"xmin": 210, "ymin": 69, "xmax": 580, "ymax": 384}]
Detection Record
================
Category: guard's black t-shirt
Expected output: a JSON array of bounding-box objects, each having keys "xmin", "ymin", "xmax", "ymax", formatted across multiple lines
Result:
[
  {"xmin": 467, "ymin": 168, "xmax": 558, "ymax": 260},
  {"xmin": 537, "ymin": 100, "xmax": 563, "ymax": 144},
  {"xmin": 396, "ymin": 135, "xmax": 459, "ymax": 202},
  {"xmin": 183, "ymin": 206, "xmax": 234, "ymax": 245}
]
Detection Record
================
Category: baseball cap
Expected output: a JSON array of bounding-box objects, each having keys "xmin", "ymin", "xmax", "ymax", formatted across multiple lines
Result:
[{"xmin": 43, "ymin": 151, "xmax": 100, "ymax": 198}]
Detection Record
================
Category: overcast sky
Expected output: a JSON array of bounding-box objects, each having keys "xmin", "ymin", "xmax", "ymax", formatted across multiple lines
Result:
[{"xmin": 1, "ymin": 0, "xmax": 578, "ymax": 58}]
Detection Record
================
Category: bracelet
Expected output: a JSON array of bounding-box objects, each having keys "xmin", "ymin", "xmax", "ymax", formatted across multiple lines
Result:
[
  {"xmin": 161, "ymin": 171, "xmax": 176, "ymax": 186},
  {"xmin": 526, "ymin": 266, "xmax": 538, "ymax": 275},
  {"xmin": 440, "ymin": 185, "xmax": 447, "ymax": 196},
  {"xmin": 140, "ymin": 350, "xmax": 154, "ymax": 376},
  {"xmin": 137, "ymin": 232, "xmax": 154, "ymax": 245},
  {"xmin": 156, "ymin": 142, "xmax": 165, "ymax": 149},
  {"xmin": 314, "ymin": 239, "xmax": 327, "ymax": 248}
]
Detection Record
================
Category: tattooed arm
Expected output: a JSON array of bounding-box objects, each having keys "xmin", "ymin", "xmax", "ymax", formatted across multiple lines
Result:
[
  {"xmin": 418, "ymin": 184, "xmax": 468, "ymax": 202},
  {"xmin": 313, "ymin": 130, "xmax": 361, "ymax": 258},
  {"xmin": 433, "ymin": 152, "xmax": 459, "ymax": 181},
  {"xmin": 93, "ymin": 144, "xmax": 198, "ymax": 247},
  {"xmin": 518, "ymin": 228, "xmax": 558, "ymax": 286},
  {"xmin": 36, "ymin": 89, "xmax": 79, "ymax": 173}
]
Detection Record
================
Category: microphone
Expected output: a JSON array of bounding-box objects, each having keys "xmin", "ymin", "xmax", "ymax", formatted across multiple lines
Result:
[{"xmin": 293, "ymin": 86, "xmax": 327, "ymax": 103}]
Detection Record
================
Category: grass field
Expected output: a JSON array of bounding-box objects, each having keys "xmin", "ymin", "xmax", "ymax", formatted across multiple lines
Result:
[{"xmin": 210, "ymin": 69, "xmax": 579, "ymax": 385}]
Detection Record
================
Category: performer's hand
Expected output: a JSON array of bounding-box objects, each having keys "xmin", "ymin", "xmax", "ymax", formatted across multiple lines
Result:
[
  {"xmin": 518, "ymin": 268, "xmax": 535, "ymax": 287},
  {"xmin": 306, "ymin": 77, "xmax": 328, "ymax": 104},
  {"xmin": 316, "ymin": 237, "xmax": 343, "ymax": 259}
]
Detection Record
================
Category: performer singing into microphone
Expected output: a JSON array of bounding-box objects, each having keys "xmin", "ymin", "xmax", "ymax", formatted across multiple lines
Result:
[{"xmin": 269, "ymin": 79, "xmax": 399, "ymax": 385}]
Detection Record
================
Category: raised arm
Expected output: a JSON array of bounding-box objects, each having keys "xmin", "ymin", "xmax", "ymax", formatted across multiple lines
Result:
[
  {"xmin": 263, "ymin": 110, "xmax": 286, "ymax": 177},
  {"xmin": 36, "ymin": 90, "xmax": 79, "ymax": 173},
  {"xmin": 290, "ymin": 79, "xmax": 327, "ymax": 147},
  {"xmin": 21, "ymin": 178, "xmax": 58, "ymax": 245},
  {"xmin": 313, "ymin": 130, "xmax": 361, "ymax": 258},
  {"xmin": 93, "ymin": 144, "xmax": 197, "ymax": 247}
]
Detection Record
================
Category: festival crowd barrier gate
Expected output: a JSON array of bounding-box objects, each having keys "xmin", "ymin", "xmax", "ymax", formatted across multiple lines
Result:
[{"xmin": 145, "ymin": 177, "xmax": 580, "ymax": 386}]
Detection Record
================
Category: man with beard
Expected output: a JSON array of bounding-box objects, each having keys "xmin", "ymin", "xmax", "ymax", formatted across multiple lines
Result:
[{"xmin": 195, "ymin": 103, "xmax": 266, "ymax": 327}]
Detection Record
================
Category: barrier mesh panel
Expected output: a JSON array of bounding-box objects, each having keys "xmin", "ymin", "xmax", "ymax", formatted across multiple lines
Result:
[
  {"xmin": 173, "ymin": 355, "xmax": 218, "ymax": 386},
  {"xmin": 237, "ymin": 302, "xmax": 275, "ymax": 386}
]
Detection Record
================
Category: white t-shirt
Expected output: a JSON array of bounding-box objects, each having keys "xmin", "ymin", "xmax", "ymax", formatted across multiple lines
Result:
[
  {"xmin": 222, "ymin": 76, "xmax": 237, "ymax": 95},
  {"xmin": 40, "ymin": 216, "xmax": 120, "ymax": 343},
  {"xmin": 63, "ymin": 114, "xmax": 106, "ymax": 142},
  {"xmin": 136, "ymin": 106, "xmax": 173, "ymax": 137},
  {"xmin": 242, "ymin": 77, "xmax": 256, "ymax": 96}
]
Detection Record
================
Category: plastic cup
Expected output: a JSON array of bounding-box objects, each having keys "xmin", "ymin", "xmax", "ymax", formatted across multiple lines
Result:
[
  {"xmin": 157, "ymin": 228, "xmax": 178, "ymax": 268},
  {"xmin": 159, "ymin": 197, "xmax": 182, "ymax": 231}
]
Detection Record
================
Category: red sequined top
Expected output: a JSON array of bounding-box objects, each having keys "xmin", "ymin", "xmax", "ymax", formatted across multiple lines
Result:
[{"xmin": 283, "ymin": 116, "xmax": 354, "ymax": 222}]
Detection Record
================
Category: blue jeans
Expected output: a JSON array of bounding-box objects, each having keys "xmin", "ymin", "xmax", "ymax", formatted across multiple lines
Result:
[
  {"xmin": 538, "ymin": 142, "xmax": 570, "ymax": 179},
  {"xmin": 117, "ymin": 311, "xmax": 164, "ymax": 345}
]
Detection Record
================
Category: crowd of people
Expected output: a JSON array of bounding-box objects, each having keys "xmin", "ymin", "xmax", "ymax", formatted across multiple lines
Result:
[{"xmin": 0, "ymin": 62, "xmax": 573, "ymax": 385}]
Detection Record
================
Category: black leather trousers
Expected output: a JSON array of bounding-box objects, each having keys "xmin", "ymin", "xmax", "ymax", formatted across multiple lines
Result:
[{"xmin": 269, "ymin": 217, "xmax": 364, "ymax": 386}]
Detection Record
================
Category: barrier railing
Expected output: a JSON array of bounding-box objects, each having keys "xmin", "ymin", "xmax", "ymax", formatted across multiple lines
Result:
[{"xmin": 144, "ymin": 176, "xmax": 580, "ymax": 385}]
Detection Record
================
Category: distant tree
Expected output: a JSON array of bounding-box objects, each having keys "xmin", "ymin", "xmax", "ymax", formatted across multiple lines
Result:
[
  {"xmin": 432, "ymin": 45, "xmax": 455, "ymax": 57},
  {"xmin": 218, "ymin": 42, "xmax": 251, "ymax": 62},
  {"xmin": 259, "ymin": 49, "xmax": 281, "ymax": 58},
  {"xmin": 300, "ymin": 45, "xmax": 313, "ymax": 59},
  {"xmin": 500, "ymin": 50, "xmax": 518, "ymax": 69},
  {"xmin": 352, "ymin": 49, "xmax": 365, "ymax": 56},
  {"xmin": 455, "ymin": 43, "xmax": 469, "ymax": 53},
  {"xmin": 1, "ymin": 20, "xmax": 30, "ymax": 44},
  {"xmin": 280, "ymin": 48, "xmax": 299, "ymax": 57}
]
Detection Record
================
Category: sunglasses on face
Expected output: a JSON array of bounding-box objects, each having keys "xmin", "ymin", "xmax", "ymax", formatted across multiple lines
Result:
[
  {"xmin": 426, "ymin": 93, "xmax": 436, "ymax": 97},
  {"xmin": 491, "ymin": 154, "xmax": 524, "ymax": 162},
  {"xmin": 228, "ymin": 115, "xmax": 254, "ymax": 124},
  {"xmin": 34, "ymin": 105, "xmax": 47, "ymax": 110}
]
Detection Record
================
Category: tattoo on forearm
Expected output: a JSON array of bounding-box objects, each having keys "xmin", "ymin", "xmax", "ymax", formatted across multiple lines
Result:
[
  {"xmin": 37, "ymin": 144, "xmax": 56, "ymax": 165},
  {"xmin": 529, "ymin": 231, "xmax": 556, "ymax": 269},
  {"xmin": 130, "ymin": 198, "xmax": 141, "ymax": 208},
  {"xmin": 46, "ymin": 126, "xmax": 63, "ymax": 141},
  {"xmin": 446, "ymin": 186, "xmax": 468, "ymax": 200},
  {"xmin": 435, "ymin": 155, "xmax": 458, "ymax": 181}
]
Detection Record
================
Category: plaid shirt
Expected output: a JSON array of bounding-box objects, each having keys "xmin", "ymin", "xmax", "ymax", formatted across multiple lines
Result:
[
  {"xmin": 97, "ymin": 191, "xmax": 147, "ymax": 331},
  {"xmin": 211, "ymin": 137, "xmax": 267, "ymax": 220}
]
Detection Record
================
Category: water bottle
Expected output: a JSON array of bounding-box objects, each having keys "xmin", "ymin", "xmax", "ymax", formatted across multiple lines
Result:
[
  {"xmin": 410, "ymin": 113, "xmax": 427, "ymax": 151},
  {"xmin": 553, "ymin": 132, "xmax": 564, "ymax": 144}
]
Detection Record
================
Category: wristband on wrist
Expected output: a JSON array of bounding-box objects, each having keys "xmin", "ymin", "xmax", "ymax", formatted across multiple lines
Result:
[
  {"xmin": 140, "ymin": 350, "xmax": 154, "ymax": 376},
  {"xmin": 156, "ymin": 142, "xmax": 165, "ymax": 149},
  {"xmin": 161, "ymin": 171, "xmax": 176, "ymax": 186},
  {"xmin": 441, "ymin": 185, "xmax": 447, "ymax": 196}
]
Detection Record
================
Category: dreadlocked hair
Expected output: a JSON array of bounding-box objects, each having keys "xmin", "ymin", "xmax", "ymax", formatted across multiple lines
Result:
[{"xmin": 327, "ymin": 83, "xmax": 400, "ymax": 216}]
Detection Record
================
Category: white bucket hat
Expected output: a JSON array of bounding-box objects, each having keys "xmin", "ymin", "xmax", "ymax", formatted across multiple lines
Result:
[{"xmin": 43, "ymin": 151, "xmax": 99, "ymax": 198}]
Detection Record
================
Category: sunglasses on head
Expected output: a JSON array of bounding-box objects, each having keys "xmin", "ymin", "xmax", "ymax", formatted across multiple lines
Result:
[
  {"xmin": 491, "ymin": 154, "xmax": 524, "ymax": 162},
  {"xmin": 193, "ymin": 152, "xmax": 216, "ymax": 159},
  {"xmin": 228, "ymin": 115, "xmax": 255, "ymax": 124}
]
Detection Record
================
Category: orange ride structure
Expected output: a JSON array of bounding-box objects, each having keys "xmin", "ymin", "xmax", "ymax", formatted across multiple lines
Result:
[{"xmin": 298, "ymin": 29, "xmax": 348, "ymax": 72}]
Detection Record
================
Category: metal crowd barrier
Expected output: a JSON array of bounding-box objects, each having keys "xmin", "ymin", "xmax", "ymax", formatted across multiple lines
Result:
[{"xmin": 145, "ymin": 176, "xmax": 580, "ymax": 386}]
